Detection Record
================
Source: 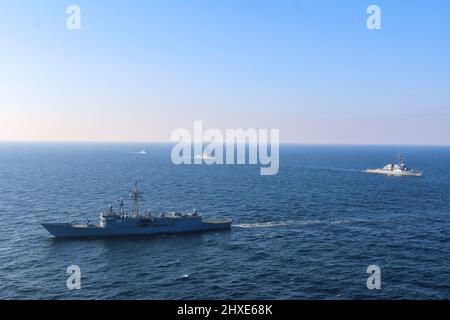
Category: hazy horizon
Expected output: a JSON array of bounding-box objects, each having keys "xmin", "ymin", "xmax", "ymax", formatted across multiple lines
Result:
[
  {"xmin": 1, "ymin": 0, "xmax": 449, "ymax": 145},
  {"xmin": 1, "ymin": 139, "xmax": 450, "ymax": 147}
]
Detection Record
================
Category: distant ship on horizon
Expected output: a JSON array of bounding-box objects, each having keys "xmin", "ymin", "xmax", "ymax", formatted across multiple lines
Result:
[
  {"xmin": 194, "ymin": 152, "xmax": 215, "ymax": 161},
  {"xmin": 366, "ymin": 154, "xmax": 423, "ymax": 177}
]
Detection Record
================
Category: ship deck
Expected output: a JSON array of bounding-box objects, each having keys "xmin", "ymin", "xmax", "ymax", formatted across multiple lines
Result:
[{"xmin": 72, "ymin": 223, "xmax": 102, "ymax": 228}]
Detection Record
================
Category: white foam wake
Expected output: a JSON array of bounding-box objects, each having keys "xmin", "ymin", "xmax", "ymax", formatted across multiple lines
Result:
[
  {"xmin": 233, "ymin": 218, "xmax": 371, "ymax": 229},
  {"xmin": 233, "ymin": 220, "xmax": 322, "ymax": 228}
]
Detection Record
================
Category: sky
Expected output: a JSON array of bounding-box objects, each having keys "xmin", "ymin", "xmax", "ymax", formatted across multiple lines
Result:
[{"xmin": 0, "ymin": 0, "xmax": 449, "ymax": 144}]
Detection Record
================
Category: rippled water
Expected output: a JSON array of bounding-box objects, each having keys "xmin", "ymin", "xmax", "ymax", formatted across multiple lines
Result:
[{"xmin": 0, "ymin": 143, "xmax": 449, "ymax": 299}]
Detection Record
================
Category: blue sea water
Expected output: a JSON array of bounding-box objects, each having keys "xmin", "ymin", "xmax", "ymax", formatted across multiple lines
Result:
[{"xmin": 0, "ymin": 143, "xmax": 449, "ymax": 299}]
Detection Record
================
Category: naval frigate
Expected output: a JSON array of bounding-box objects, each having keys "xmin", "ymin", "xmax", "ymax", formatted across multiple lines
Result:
[
  {"xmin": 42, "ymin": 182, "xmax": 232, "ymax": 238},
  {"xmin": 366, "ymin": 154, "xmax": 423, "ymax": 177}
]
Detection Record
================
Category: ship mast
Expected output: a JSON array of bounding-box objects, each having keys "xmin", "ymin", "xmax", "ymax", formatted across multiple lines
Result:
[
  {"xmin": 398, "ymin": 154, "xmax": 406, "ymax": 166},
  {"xmin": 130, "ymin": 180, "xmax": 143, "ymax": 218}
]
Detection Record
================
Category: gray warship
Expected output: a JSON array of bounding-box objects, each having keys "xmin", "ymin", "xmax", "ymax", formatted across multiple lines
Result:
[
  {"xmin": 42, "ymin": 182, "xmax": 232, "ymax": 238},
  {"xmin": 366, "ymin": 154, "xmax": 423, "ymax": 177}
]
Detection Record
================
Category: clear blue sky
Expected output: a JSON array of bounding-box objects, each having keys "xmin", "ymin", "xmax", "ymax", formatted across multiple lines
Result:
[{"xmin": 1, "ymin": 0, "xmax": 449, "ymax": 144}]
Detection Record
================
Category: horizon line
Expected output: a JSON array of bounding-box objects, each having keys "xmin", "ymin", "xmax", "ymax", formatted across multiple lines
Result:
[{"xmin": 0, "ymin": 140, "xmax": 449, "ymax": 147}]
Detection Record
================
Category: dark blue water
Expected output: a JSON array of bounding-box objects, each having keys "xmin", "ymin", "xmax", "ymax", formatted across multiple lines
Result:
[{"xmin": 0, "ymin": 143, "xmax": 449, "ymax": 299}]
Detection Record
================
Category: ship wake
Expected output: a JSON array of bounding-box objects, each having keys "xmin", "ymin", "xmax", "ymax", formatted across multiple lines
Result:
[
  {"xmin": 233, "ymin": 220, "xmax": 321, "ymax": 228},
  {"xmin": 233, "ymin": 218, "xmax": 371, "ymax": 229}
]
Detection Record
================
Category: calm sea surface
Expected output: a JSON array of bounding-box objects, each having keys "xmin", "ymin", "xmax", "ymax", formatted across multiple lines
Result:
[{"xmin": 0, "ymin": 143, "xmax": 449, "ymax": 299}]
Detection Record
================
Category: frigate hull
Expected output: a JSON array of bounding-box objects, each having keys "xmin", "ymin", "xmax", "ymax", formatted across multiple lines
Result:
[
  {"xmin": 42, "ymin": 218, "xmax": 232, "ymax": 239},
  {"xmin": 366, "ymin": 169, "xmax": 423, "ymax": 176}
]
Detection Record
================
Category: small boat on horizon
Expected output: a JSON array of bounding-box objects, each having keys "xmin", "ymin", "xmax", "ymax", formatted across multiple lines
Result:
[{"xmin": 194, "ymin": 152, "xmax": 215, "ymax": 161}]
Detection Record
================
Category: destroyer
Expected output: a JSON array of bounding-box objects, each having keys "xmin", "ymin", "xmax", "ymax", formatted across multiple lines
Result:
[
  {"xmin": 42, "ymin": 182, "xmax": 232, "ymax": 238},
  {"xmin": 366, "ymin": 154, "xmax": 423, "ymax": 177}
]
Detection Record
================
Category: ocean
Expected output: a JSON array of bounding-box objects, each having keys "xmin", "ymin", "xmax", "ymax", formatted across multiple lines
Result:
[{"xmin": 0, "ymin": 143, "xmax": 449, "ymax": 299}]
